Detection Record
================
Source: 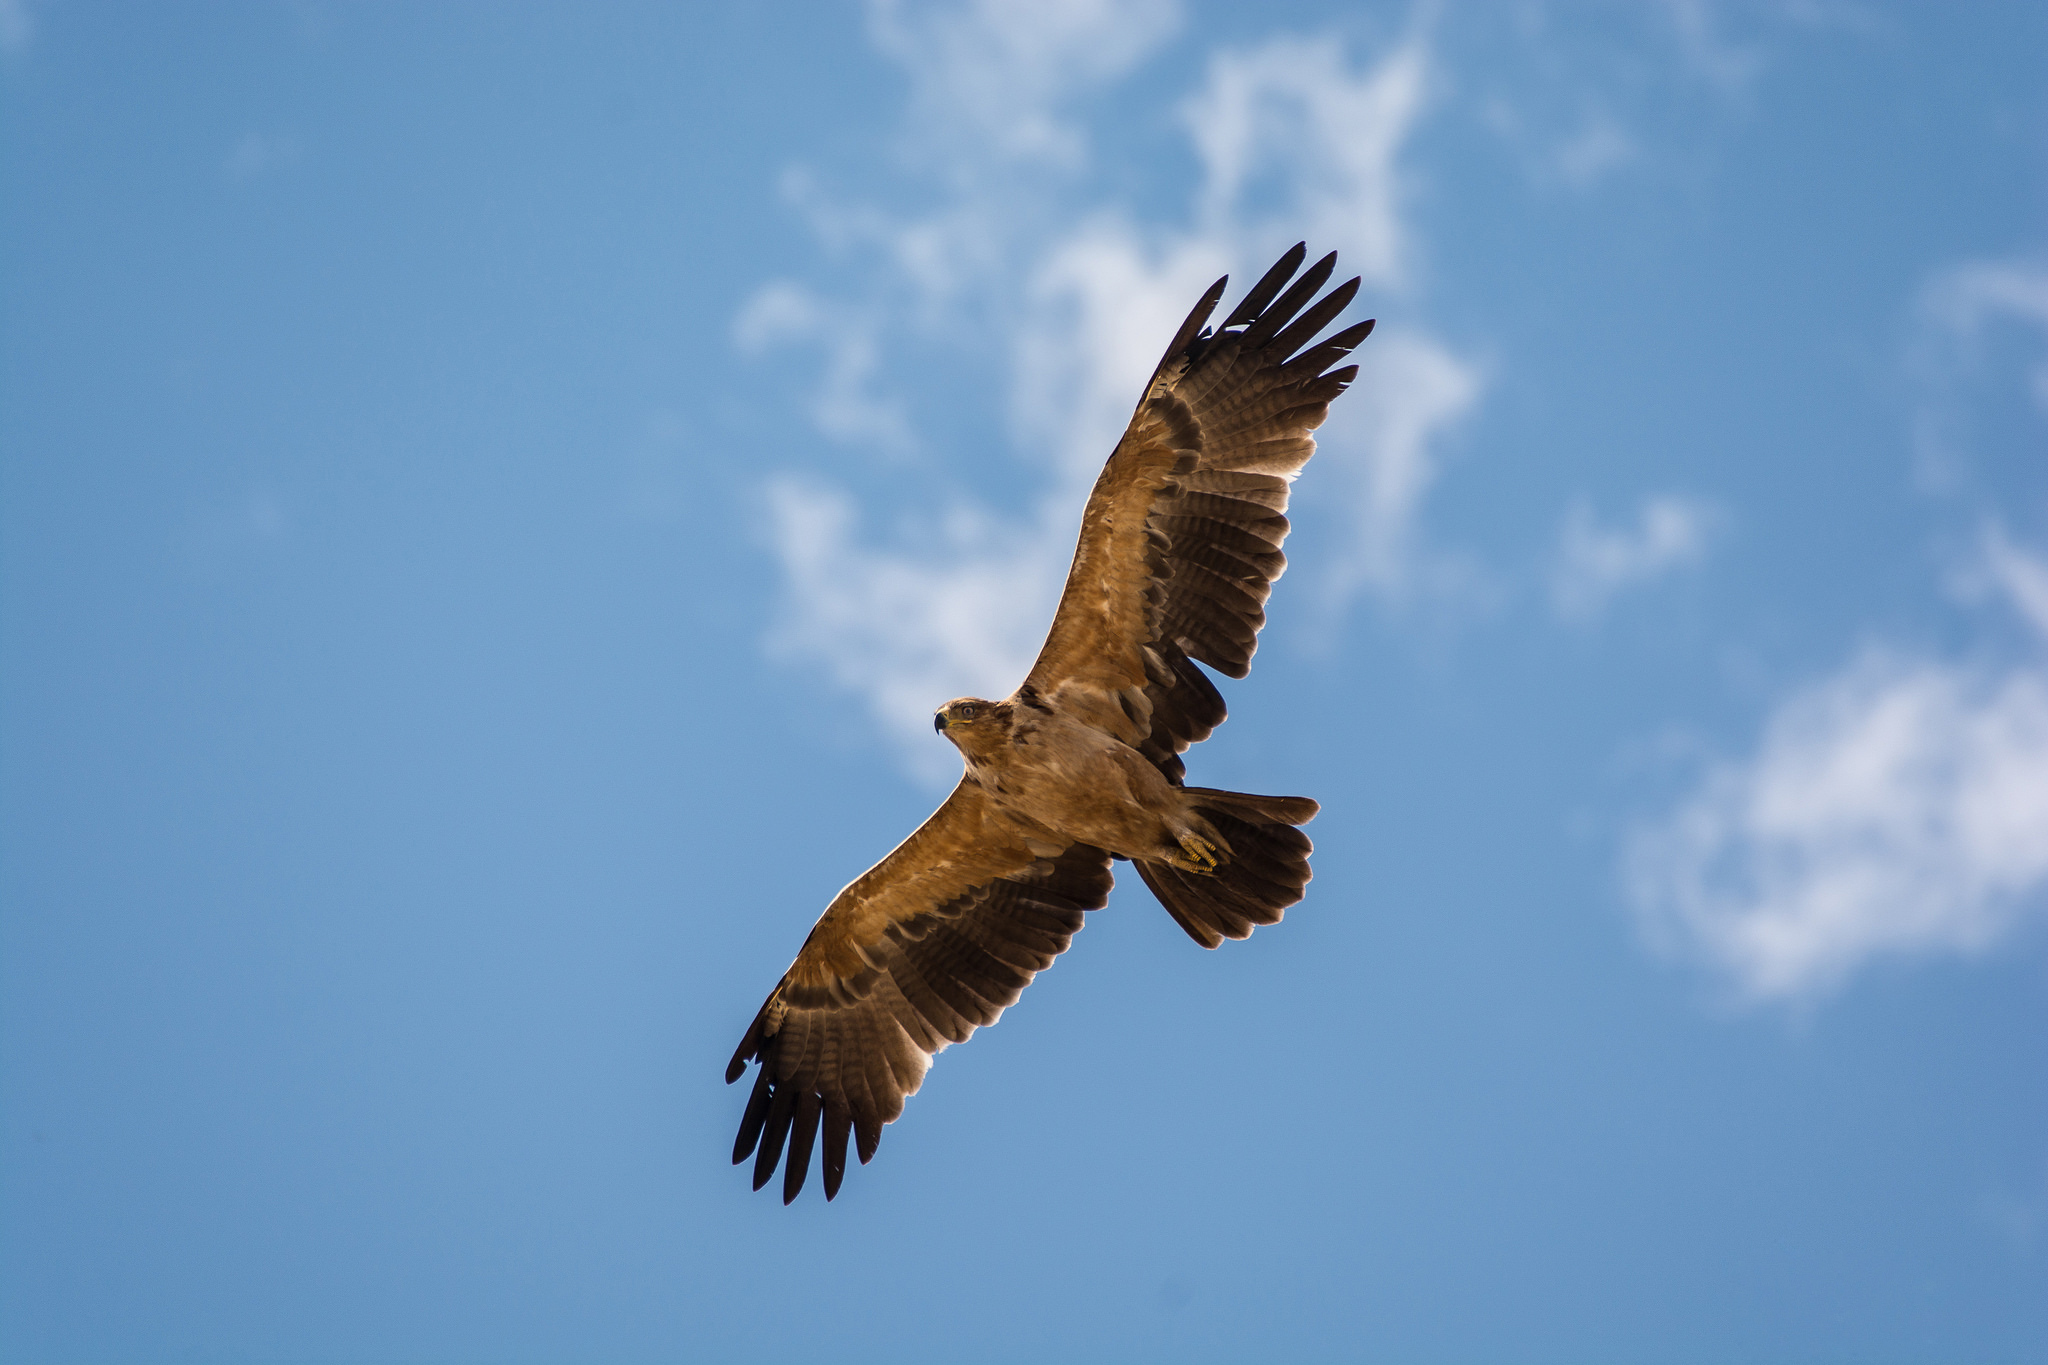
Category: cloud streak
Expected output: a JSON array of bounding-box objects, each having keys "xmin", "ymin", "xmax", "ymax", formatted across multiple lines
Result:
[
  {"xmin": 1321, "ymin": 330, "xmax": 1482, "ymax": 605},
  {"xmin": 1911, "ymin": 256, "xmax": 2048, "ymax": 490},
  {"xmin": 868, "ymin": 0, "xmax": 1183, "ymax": 172},
  {"xmin": 1628, "ymin": 603, "xmax": 2048, "ymax": 1001},
  {"xmin": 1629, "ymin": 252, "xmax": 2048, "ymax": 1001},
  {"xmin": 745, "ymin": 11, "xmax": 1483, "ymax": 770},
  {"xmin": 734, "ymin": 283, "xmax": 914, "ymax": 454},
  {"xmin": 1552, "ymin": 494, "xmax": 1717, "ymax": 622}
]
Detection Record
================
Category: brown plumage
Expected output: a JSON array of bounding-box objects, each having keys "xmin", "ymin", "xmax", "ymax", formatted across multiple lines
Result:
[{"xmin": 727, "ymin": 243, "xmax": 1372, "ymax": 1202}]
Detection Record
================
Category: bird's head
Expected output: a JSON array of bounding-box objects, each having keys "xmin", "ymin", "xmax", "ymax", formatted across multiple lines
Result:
[{"xmin": 933, "ymin": 697, "xmax": 1009, "ymax": 758}]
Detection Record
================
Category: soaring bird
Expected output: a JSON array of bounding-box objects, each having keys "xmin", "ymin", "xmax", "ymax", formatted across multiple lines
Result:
[{"xmin": 727, "ymin": 243, "xmax": 1371, "ymax": 1202}]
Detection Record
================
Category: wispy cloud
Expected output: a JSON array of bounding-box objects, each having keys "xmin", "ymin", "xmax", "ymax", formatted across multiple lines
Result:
[
  {"xmin": 1919, "ymin": 257, "xmax": 2048, "ymax": 416},
  {"xmin": 1552, "ymin": 494, "xmax": 1717, "ymax": 622},
  {"xmin": 1471, "ymin": 3, "xmax": 1866, "ymax": 194},
  {"xmin": 1627, "ymin": 549, "xmax": 2048, "ymax": 1001},
  {"xmin": 868, "ymin": 0, "xmax": 1183, "ymax": 172},
  {"xmin": 1183, "ymin": 34, "xmax": 1425, "ymax": 287},
  {"xmin": 744, "ymin": 10, "xmax": 1483, "ymax": 770},
  {"xmin": 1478, "ymin": 94, "xmax": 1637, "ymax": 191},
  {"xmin": 763, "ymin": 478, "xmax": 1068, "ymax": 780},
  {"xmin": 734, "ymin": 284, "xmax": 914, "ymax": 454},
  {"xmin": 1922, "ymin": 259, "xmax": 2048, "ymax": 340},
  {"xmin": 1629, "ymin": 249, "xmax": 2048, "ymax": 1001},
  {"xmin": 1979, "ymin": 522, "xmax": 2048, "ymax": 637},
  {"xmin": 1320, "ymin": 329, "xmax": 1483, "ymax": 606}
]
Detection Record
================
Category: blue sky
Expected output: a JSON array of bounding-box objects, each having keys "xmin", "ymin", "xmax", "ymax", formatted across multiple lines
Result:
[{"xmin": 2, "ymin": 2, "xmax": 2044, "ymax": 1361}]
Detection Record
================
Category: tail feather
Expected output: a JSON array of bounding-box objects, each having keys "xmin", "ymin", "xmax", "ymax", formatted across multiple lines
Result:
[
  {"xmin": 1179, "ymin": 787, "xmax": 1320, "ymax": 826},
  {"xmin": 1138, "ymin": 792, "xmax": 1317, "ymax": 949}
]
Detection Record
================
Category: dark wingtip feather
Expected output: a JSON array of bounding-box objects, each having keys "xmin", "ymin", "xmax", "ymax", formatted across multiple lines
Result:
[
  {"xmin": 781, "ymin": 1091, "xmax": 823, "ymax": 1205},
  {"xmin": 1221, "ymin": 242, "xmax": 1308, "ymax": 330},
  {"xmin": 1279, "ymin": 317, "xmax": 1377, "ymax": 382},
  {"xmin": 822, "ymin": 1106, "xmax": 851, "ymax": 1201},
  {"xmin": 1237, "ymin": 251, "xmax": 1339, "ymax": 350},
  {"xmin": 1155, "ymin": 274, "xmax": 1229, "ymax": 375},
  {"xmin": 731, "ymin": 1063, "xmax": 775, "ymax": 1165},
  {"xmin": 724, "ymin": 1013, "xmax": 764, "ymax": 1084},
  {"xmin": 1267, "ymin": 276, "xmax": 1361, "ymax": 362},
  {"xmin": 751, "ymin": 1083, "xmax": 796, "ymax": 1191}
]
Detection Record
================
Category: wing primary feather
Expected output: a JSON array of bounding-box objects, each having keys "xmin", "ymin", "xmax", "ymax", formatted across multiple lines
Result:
[
  {"xmin": 1265, "ymin": 276, "xmax": 1362, "ymax": 362},
  {"xmin": 1280, "ymin": 318, "xmax": 1376, "ymax": 379},
  {"xmin": 831, "ymin": 1015, "xmax": 875, "ymax": 1149},
  {"xmin": 782, "ymin": 1090, "xmax": 823, "ymax": 1205},
  {"xmin": 842, "ymin": 1009, "xmax": 887, "ymax": 1161},
  {"xmin": 725, "ymin": 1011, "xmax": 764, "ymax": 1084},
  {"xmin": 1219, "ymin": 241, "xmax": 1308, "ymax": 329},
  {"xmin": 731, "ymin": 1061, "xmax": 775, "ymax": 1164},
  {"xmin": 1237, "ymin": 251, "xmax": 1338, "ymax": 349},
  {"xmin": 751, "ymin": 1080, "xmax": 797, "ymax": 1192},
  {"xmin": 1154, "ymin": 275, "xmax": 1229, "ymax": 377},
  {"xmin": 853, "ymin": 1011, "xmax": 898, "ymax": 1156},
  {"xmin": 822, "ymin": 1104, "xmax": 852, "ymax": 1200},
  {"xmin": 1175, "ymin": 635, "xmax": 1251, "ymax": 680}
]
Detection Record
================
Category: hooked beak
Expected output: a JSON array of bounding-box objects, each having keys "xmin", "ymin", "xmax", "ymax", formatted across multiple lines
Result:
[{"xmin": 933, "ymin": 712, "xmax": 948, "ymax": 733}]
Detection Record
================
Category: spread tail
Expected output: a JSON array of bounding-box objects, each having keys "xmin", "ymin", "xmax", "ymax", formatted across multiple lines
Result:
[{"xmin": 1136, "ymin": 788, "xmax": 1317, "ymax": 949}]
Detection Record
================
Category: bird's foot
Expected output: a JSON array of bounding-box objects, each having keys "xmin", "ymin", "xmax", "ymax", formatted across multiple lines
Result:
[{"xmin": 1170, "ymin": 833, "xmax": 1221, "ymax": 875}]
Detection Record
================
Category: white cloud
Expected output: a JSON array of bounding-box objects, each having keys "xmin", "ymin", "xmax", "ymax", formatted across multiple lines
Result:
[
  {"xmin": 1911, "ymin": 257, "xmax": 2048, "ymax": 492},
  {"xmin": 733, "ymin": 283, "xmax": 914, "ymax": 454},
  {"xmin": 1184, "ymin": 35, "xmax": 1427, "ymax": 288},
  {"xmin": 1321, "ymin": 329, "xmax": 1483, "ymax": 605},
  {"xmin": 1982, "ymin": 523, "xmax": 2048, "ymax": 637},
  {"xmin": 1015, "ymin": 221, "xmax": 1233, "ymax": 488},
  {"xmin": 1921, "ymin": 258, "xmax": 2048, "ymax": 413},
  {"xmin": 1629, "ymin": 533, "xmax": 2048, "ymax": 1001},
  {"xmin": 868, "ymin": 0, "xmax": 1182, "ymax": 172},
  {"xmin": 748, "ymin": 13, "xmax": 1482, "ymax": 772},
  {"xmin": 1923, "ymin": 260, "xmax": 2048, "ymax": 337},
  {"xmin": 1471, "ymin": 4, "xmax": 1872, "ymax": 195},
  {"xmin": 1477, "ymin": 92, "xmax": 1641, "ymax": 193},
  {"xmin": 1552, "ymin": 494, "xmax": 1717, "ymax": 621},
  {"xmin": 1631, "ymin": 241, "xmax": 2048, "ymax": 1003},
  {"xmin": 763, "ymin": 477, "xmax": 1068, "ymax": 781}
]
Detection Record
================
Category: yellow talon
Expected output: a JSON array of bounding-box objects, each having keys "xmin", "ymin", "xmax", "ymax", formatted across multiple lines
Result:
[{"xmin": 1172, "ymin": 833, "xmax": 1221, "ymax": 874}]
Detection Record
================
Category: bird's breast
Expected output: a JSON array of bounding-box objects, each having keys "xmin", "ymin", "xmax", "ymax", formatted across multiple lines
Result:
[{"xmin": 974, "ymin": 715, "xmax": 1177, "ymax": 857}]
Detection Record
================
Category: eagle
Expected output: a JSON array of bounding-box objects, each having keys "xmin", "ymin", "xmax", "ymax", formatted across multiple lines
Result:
[{"xmin": 727, "ymin": 243, "xmax": 1372, "ymax": 1202}]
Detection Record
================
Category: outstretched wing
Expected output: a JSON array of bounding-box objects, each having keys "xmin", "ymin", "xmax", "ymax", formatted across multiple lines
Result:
[
  {"xmin": 725, "ymin": 780, "xmax": 1114, "ymax": 1203},
  {"xmin": 1022, "ymin": 243, "xmax": 1371, "ymax": 782}
]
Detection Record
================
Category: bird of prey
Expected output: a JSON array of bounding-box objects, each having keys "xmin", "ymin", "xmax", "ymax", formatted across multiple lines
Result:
[{"xmin": 727, "ymin": 243, "xmax": 1372, "ymax": 1203}]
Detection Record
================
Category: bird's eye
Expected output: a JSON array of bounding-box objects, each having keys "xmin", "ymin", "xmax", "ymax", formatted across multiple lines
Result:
[{"xmin": 959, "ymin": 705, "xmax": 979, "ymax": 720}]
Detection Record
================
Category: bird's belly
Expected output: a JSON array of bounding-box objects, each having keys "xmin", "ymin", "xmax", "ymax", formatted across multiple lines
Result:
[{"xmin": 980, "ymin": 731, "xmax": 1178, "ymax": 860}]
